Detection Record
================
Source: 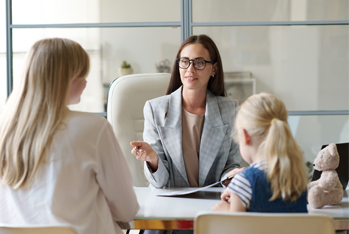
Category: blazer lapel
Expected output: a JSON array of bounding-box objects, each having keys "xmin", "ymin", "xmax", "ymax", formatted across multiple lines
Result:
[
  {"xmin": 158, "ymin": 87, "xmax": 189, "ymax": 185},
  {"xmin": 199, "ymin": 91, "xmax": 228, "ymax": 186}
]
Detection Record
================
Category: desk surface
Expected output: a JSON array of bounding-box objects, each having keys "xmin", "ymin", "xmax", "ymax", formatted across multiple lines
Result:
[{"xmin": 129, "ymin": 187, "xmax": 349, "ymax": 230}]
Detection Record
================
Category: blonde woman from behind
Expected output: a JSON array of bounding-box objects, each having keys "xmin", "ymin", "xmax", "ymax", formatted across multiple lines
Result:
[
  {"xmin": 213, "ymin": 93, "xmax": 308, "ymax": 213},
  {"xmin": 0, "ymin": 38, "xmax": 139, "ymax": 234}
]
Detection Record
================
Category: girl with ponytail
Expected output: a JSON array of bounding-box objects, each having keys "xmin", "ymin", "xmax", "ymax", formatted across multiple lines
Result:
[{"xmin": 212, "ymin": 93, "xmax": 308, "ymax": 212}]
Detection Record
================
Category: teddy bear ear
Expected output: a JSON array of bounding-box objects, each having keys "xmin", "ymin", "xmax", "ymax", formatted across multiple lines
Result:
[{"xmin": 328, "ymin": 143, "xmax": 338, "ymax": 156}]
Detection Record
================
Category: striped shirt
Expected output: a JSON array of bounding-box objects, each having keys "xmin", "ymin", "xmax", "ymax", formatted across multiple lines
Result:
[{"xmin": 226, "ymin": 161, "xmax": 268, "ymax": 208}]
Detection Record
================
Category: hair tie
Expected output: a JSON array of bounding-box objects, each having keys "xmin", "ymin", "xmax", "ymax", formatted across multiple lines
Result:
[{"xmin": 271, "ymin": 118, "xmax": 278, "ymax": 125}]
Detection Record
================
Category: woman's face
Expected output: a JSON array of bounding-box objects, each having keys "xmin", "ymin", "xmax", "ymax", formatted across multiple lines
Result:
[{"xmin": 179, "ymin": 43, "xmax": 216, "ymax": 93}]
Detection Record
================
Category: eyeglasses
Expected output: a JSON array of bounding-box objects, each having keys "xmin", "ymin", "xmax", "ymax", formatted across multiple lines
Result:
[{"xmin": 176, "ymin": 57, "xmax": 214, "ymax": 70}]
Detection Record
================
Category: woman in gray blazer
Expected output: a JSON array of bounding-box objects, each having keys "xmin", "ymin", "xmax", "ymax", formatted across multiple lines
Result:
[{"xmin": 131, "ymin": 34, "xmax": 243, "ymax": 189}]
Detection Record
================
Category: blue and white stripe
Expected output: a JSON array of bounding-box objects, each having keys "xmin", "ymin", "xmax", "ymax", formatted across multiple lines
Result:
[{"xmin": 227, "ymin": 161, "xmax": 268, "ymax": 208}]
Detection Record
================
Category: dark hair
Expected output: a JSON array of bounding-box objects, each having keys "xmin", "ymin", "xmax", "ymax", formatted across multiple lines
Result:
[{"xmin": 166, "ymin": 34, "xmax": 226, "ymax": 96}]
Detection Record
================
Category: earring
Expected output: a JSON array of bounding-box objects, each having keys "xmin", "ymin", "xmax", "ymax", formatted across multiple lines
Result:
[{"xmin": 212, "ymin": 74, "xmax": 215, "ymax": 78}]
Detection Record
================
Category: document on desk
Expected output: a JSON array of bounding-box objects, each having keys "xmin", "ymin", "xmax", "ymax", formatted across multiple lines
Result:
[
  {"xmin": 156, "ymin": 173, "xmax": 235, "ymax": 197},
  {"xmin": 157, "ymin": 174, "xmax": 235, "ymax": 197},
  {"xmin": 156, "ymin": 181, "xmax": 221, "ymax": 197}
]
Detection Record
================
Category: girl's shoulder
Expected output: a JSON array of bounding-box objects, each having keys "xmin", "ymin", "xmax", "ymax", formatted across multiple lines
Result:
[
  {"xmin": 65, "ymin": 110, "xmax": 109, "ymax": 130},
  {"xmin": 243, "ymin": 161, "xmax": 268, "ymax": 177},
  {"xmin": 248, "ymin": 161, "xmax": 268, "ymax": 170}
]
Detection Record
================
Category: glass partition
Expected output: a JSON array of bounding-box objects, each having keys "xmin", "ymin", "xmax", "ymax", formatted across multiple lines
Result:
[
  {"xmin": 12, "ymin": 0, "xmax": 180, "ymax": 24},
  {"xmin": 12, "ymin": 27, "xmax": 181, "ymax": 113},
  {"xmin": 194, "ymin": 25, "xmax": 349, "ymax": 111},
  {"xmin": 288, "ymin": 114, "xmax": 349, "ymax": 164},
  {"xmin": 193, "ymin": 0, "xmax": 348, "ymax": 22}
]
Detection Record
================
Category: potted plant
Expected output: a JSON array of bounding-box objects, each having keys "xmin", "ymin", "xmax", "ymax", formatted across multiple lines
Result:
[{"xmin": 118, "ymin": 60, "xmax": 133, "ymax": 77}]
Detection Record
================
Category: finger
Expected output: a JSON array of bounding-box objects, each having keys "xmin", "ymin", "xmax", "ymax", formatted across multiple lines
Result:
[
  {"xmin": 135, "ymin": 146, "xmax": 139, "ymax": 154},
  {"xmin": 132, "ymin": 147, "xmax": 139, "ymax": 155},
  {"xmin": 141, "ymin": 151, "xmax": 148, "ymax": 161},
  {"xmin": 134, "ymin": 151, "xmax": 145, "ymax": 161},
  {"xmin": 136, "ymin": 153, "xmax": 145, "ymax": 161},
  {"xmin": 131, "ymin": 147, "xmax": 136, "ymax": 155}
]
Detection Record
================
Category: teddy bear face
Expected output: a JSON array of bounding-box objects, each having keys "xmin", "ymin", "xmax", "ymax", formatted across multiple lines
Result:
[{"xmin": 313, "ymin": 143, "xmax": 339, "ymax": 171}]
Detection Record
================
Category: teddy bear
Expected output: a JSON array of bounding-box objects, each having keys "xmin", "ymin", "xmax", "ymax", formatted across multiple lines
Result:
[{"xmin": 307, "ymin": 143, "xmax": 343, "ymax": 209}]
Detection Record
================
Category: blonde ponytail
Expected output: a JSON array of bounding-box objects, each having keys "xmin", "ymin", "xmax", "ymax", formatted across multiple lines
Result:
[
  {"xmin": 263, "ymin": 119, "xmax": 307, "ymax": 201},
  {"xmin": 235, "ymin": 93, "xmax": 307, "ymax": 201}
]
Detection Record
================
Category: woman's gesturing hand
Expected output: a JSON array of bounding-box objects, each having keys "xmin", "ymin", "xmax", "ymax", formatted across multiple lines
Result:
[{"xmin": 130, "ymin": 141, "xmax": 158, "ymax": 171}]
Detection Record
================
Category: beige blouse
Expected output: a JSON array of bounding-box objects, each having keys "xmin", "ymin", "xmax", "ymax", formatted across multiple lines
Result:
[{"xmin": 182, "ymin": 107, "xmax": 205, "ymax": 187}]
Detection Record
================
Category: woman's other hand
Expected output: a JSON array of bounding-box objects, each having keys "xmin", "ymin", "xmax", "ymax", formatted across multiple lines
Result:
[
  {"xmin": 130, "ymin": 141, "xmax": 158, "ymax": 171},
  {"xmin": 221, "ymin": 167, "xmax": 245, "ymax": 187}
]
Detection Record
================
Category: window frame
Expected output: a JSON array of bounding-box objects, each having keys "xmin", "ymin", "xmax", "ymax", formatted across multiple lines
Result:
[{"xmin": 5, "ymin": 0, "xmax": 349, "ymax": 117}]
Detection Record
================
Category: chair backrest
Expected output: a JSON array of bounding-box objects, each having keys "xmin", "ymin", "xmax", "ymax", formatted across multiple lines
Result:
[
  {"xmin": 194, "ymin": 211, "xmax": 335, "ymax": 234},
  {"xmin": 0, "ymin": 224, "xmax": 77, "ymax": 234},
  {"xmin": 107, "ymin": 73, "xmax": 171, "ymax": 187}
]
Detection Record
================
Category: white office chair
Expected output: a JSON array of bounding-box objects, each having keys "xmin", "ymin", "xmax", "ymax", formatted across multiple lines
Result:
[
  {"xmin": 0, "ymin": 224, "xmax": 77, "ymax": 234},
  {"xmin": 194, "ymin": 211, "xmax": 335, "ymax": 234},
  {"xmin": 107, "ymin": 73, "xmax": 171, "ymax": 187}
]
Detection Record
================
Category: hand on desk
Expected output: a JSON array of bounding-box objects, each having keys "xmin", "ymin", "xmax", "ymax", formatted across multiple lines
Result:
[
  {"xmin": 212, "ymin": 200, "xmax": 230, "ymax": 212},
  {"xmin": 212, "ymin": 189, "xmax": 232, "ymax": 212},
  {"xmin": 212, "ymin": 190, "xmax": 247, "ymax": 212},
  {"xmin": 220, "ymin": 188, "xmax": 232, "ymax": 203},
  {"xmin": 130, "ymin": 141, "xmax": 158, "ymax": 171}
]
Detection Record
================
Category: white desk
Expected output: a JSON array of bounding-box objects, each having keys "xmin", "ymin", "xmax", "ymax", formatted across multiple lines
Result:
[
  {"xmin": 307, "ymin": 190, "xmax": 349, "ymax": 230},
  {"xmin": 126, "ymin": 187, "xmax": 349, "ymax": 231}
]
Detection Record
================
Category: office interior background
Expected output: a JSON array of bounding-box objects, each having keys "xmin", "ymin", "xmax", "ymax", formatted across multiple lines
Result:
[{"xmin": 1, "ymin": 0, "xmax": 348, "ymax": 169}]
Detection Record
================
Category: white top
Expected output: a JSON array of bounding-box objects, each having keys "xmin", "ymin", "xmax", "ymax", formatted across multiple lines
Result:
[{"xmin": 0, "ymin": 110, "xmax": 139, "ymax": 234}]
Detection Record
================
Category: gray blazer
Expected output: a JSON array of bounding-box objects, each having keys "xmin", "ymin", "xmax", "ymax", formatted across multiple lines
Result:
[{"xmin": 143, "ymin": 86, "xmax": 241, "ymax": 188}]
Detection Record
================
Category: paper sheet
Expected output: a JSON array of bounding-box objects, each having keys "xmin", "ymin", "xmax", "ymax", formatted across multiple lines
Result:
[{"xmin": 156, "ymin": 181, "xmax": 221, "ymax": 197}]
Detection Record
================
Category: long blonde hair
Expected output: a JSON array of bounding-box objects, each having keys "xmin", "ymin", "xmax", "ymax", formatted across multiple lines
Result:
[
  {"xmin": 0, "ymin": 38, "xmax": 90, "ymax": 189},
  {"xmin": 234, "ymin": 93, "xmax": 307, "ymax": 201}
]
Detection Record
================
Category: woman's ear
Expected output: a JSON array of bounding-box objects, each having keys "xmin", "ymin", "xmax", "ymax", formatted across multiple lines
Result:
[
  {"xmin": 211, "ymin": 62, "xmax": 218, "ymax": 77},
  {"xmin": 243, "ymin": 129, "xmax": 251, "ymax": 145}
]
